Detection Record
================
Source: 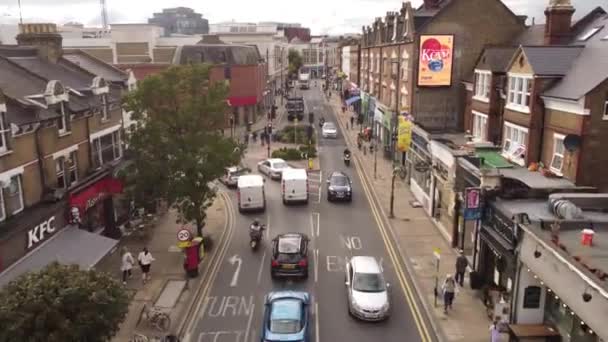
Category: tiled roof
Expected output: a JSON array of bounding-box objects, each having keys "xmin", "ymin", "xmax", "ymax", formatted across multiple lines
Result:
[
  {"xmin": 521, "ymin": 46, "xmax": 584, "ymax": 76},
  {"xmin": 513, "ymin": 25, "xmax": 546, "ymax": 45},
  {"xmin": 62, "ymin": 50, "xmax": 127, "ymax": 83},
  {"xmin": 481, "ymin": 47, "xmax": 518, "ymax": 73}
]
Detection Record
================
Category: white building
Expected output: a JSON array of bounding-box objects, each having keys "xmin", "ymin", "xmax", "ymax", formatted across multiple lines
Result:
[{"xmin": 341, "ymin": 46, "xmax": 351, "ymax": 79}]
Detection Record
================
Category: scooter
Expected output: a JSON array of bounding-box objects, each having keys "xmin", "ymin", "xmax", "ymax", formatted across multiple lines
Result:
[
  {"xmin": 344, "ymin": 153, "xmax": 351, "ymax": 167},
  {"xmin": 249, "ymin": 224, "xmax": 266, "ymax": 250}
]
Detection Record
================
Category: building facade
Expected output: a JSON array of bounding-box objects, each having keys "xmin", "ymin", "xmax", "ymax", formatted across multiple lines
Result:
[
  {"xmin": 148, "ymin": 7, "xmax": 209, "ymax": 36},
  {"xmin": 0, "ymin": 23, "xmax": 134, "ymax": 286}
]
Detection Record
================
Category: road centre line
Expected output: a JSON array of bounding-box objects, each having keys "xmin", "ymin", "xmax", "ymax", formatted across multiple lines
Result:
[
  {"xmin": 257, "ymin": 251, "xmax": 266, "ymax": 284},
  {"xmin": 315, "ymin": 301, "xmax": 320, "ymax": 342},
  {"xmin": 314, "ymin": 249, "xmax": 319, "ymax": 283},
  {"xmin": 244, "ymin": 302, "xmax": 255, "ymax": 342},
  {"xmin": 316, "ymin": 212, "xmax": 320, "ymax": 237}
]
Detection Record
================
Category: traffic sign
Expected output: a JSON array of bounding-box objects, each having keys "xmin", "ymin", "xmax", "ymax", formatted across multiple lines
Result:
[
  {"xmin": 177, "ymin": 229, "xmax": 192, "ymax": 242},
  {"xmin": 433, "ymin": 248, "xmax": 441, "ymax": 260}
]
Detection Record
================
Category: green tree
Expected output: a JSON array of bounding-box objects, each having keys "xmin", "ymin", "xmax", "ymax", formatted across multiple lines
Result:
[
  {"xmin": 0, "ymin": 262, "xmax": 129, "ymax": 342},
  {"xmin": 124, "ymin": 64, "xmax": 242, "ymax": 236},
  {"xmin": 288, "ymin": 49, "xmax": 303, "ymax": 76}
]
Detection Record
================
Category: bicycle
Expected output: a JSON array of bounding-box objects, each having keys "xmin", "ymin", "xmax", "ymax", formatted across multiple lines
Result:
[{"xmin": 141, "ymin": 303, "xmax": 172, "ymax": 332}]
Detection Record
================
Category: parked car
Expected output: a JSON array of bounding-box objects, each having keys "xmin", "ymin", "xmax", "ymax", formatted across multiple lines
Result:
[
  {"xmin": 257, "ymin": 158, "xmax": 290, "ymax": 180},
  {"xmin": 261, "ymin": 291, "xmax": 311, "ymax": 342},
  {"xmin": 345, "ymin": 256, "xmax": 390, "ymax": 321},
  {"xmin": 326, "ymin": 171, "xmax": 352, "ymax": 202},
  {"xmin": 271, "ymin": 233, "xmax": 309, "ymax": 279},
  {"xmin": 221, "ymin": 166, "xmax": 249, "ymax": 188},
  {"xmin": 322, "ymin": 122, "xmax": 338, "ymax": 138}
]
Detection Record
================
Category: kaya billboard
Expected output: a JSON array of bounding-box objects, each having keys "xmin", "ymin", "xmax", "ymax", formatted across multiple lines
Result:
[{"xmin": 417, "ymin": 35, "xmax": 454, "ymax": 87}]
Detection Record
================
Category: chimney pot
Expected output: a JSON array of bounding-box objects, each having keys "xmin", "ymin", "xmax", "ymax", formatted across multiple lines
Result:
[
  {"xmin": 544, "ymin": 0, "xmax": 575, "ymax": 45},
  {"xmin": 16, "ymin": 23, "xmax": 63, "ymax": 63}
]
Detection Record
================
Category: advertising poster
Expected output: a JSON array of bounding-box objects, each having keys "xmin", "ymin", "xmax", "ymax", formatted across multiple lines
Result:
[
  {"xmin": 397, "ymin": 116, "xmax": 412, "ymax": 152},
  {"xmin": 417, "ymin": 35, "xmax": 454, "ymax": 87},
  {"xmin": 464, "ymin": 187, "xmax": 482, "ymax": 220}
]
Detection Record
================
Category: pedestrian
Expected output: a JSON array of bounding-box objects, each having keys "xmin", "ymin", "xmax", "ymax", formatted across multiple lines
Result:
[
  {"xmin": 244, "ymin": 133, "xmax": 249, "ymax": 144},
  {"xmin": 490, "ymin": 319, "xmax": 501, "ymax": 342},
  {"xmin": 120, "ymin": 247, "xmax": 135, "ymax": 285},
  {"xmin": 261, "ymin": 131, "xmax": 266, "ymax": 146},
  {"xmin": 350, "ymin": 115, "xmax": 355, "ymax": 128},
  {"xmin": 138, "ymin": 247, "xmax": 155, "ymax": 284},
  {"xmin": 455, "ymin": 250, "xmax": 468, "ymax": 286},
  {"xmin": 442, "ymin": 274, "xmax": 457, "ymax": 314}
]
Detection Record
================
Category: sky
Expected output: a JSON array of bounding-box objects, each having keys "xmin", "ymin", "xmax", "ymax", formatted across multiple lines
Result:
[{"xmin": 0, "ymin": 0, "xmax": 605, "ymax": 35}]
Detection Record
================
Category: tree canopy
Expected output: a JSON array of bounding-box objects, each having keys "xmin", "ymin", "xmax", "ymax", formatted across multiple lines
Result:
[
  {"xmin": 0, "ymin": 262, "xmax": 129, "ymax": 342},
  {"xmin": 288, "ymin": 50, "xmax": 303, "ymax": 76},
  {"xmin": 123, "ymin": 64, "xmax": 242, "ymax": 235}
]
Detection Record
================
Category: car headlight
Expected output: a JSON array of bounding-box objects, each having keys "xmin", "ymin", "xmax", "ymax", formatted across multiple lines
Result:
[
  {"xmin": 328, "ymin": 186, "xmax": 335, "ymax": 192},
  {"xmin": 350, "ymin": 299, "xmax": 362, "ymax": 311}
]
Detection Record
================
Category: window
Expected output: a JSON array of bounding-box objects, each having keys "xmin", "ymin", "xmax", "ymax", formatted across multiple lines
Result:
[
  {"xmin": 507, "ymin": 76, "xmax": 532, "ymax": 112},
  {"xmin": 502, "ymin": 122, "xmax": 528, "ymax": 165},
  {"xmin": 474, "ymin": 71, "xmax": 491, "ymax": 101},
  {"xmin": 472, "ymin": 111, "xmax": 488, "ymax": 142},
  {"xmin": 603, "ymin": 98, "xmax": 608, "ymax": 119},
  {"xmin": 92, "ymin": 131, "xmax": 122, "ymax": 168},
  {"xmin": 389, "ymin": 89, "xmax": 396, "ymax": 108},
  {"xmin": 57, "ymin": 102, "xmax": 70, "ymax": 135},
  {"xmin": 1, "ymin": 175, "xmax": 24, "ymax": 220},
  {"xmin": 550, "ymin": 134, "xmax": 565, "ymax": 174},
  {"xmin": 101, "ymin": 94, "xmax": 109, "ymax": 121},
  {"xmin": 0, "ymin": 111, "xmax": 10, "ymax": 154},
  {"xmin": 402, "ymin": 59, "xmax": 409, "ymax": 81},
  {"xmin": 55, "ymin": 151, "xmax": 78, "ymax": 188},
  {"xmin": 577, "ymin": 26, "xmax": 603, "ymax": 41}
]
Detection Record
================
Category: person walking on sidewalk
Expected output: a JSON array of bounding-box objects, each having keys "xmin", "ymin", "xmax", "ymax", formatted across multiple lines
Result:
[
  {"xmin": 120, "ymin": 247, "xmax": 135, "ymax": 285},
  {"xmin": 442, "ymin": 274, "xmax": 457, "ymax": 314},
  {"xmin": 350, "ymin": 115, "xmax": 355, "ymax": 129},
  {"xmin": 138, "ymin": 247, "xmax": 155, "ymax": 284},
  {"xmin": 455, "ymin": 250, "xmax": 468, "ymax": 287}
]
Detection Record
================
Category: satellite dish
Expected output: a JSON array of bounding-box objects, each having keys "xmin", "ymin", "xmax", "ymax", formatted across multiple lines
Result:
[{"xmin": 563, "ymin": 134, "xmax": 581, "ymax": 152}]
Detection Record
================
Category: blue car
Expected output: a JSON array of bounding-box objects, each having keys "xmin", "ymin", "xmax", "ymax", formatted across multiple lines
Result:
[{"xmin": 261, "ymin": 291, "xmax": 310, "ymax": 342}]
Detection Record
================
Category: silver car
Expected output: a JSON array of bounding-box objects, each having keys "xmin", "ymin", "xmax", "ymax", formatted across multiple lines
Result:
[
  {"xmin": 345, "ymin": 256, "xmax": 390, "ymax": 321},
  {"xmin": 322, "ymin": 122, "xmax": 338, "ymax": 138},
  {"xmin": 257, "ymin": 158, "xmax": 290, "ymax": 180}
]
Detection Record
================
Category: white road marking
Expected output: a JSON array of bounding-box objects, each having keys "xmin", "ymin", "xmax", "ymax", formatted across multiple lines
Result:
[
  {"xmin": 183, "ymin": 332, "xmax": 191, "ymax": 342},
  {"xmin": 310, "ymin": 214, "xmax": 315, "ymax": 237},
  {"xmin": 228, "ymin": 255, "xmax": 242, "ymax": 287},
  {"xmin": 265, "ymin": 215, "xmax": 270, "ymax": 239},
  {"xmin": 316, "ymin": 212, "xmax": 320, "ymax": 237},
  {"xmin": 314, "ymin": 249, "xmax": 319, "ymax": 283},
  {"xmin": 257, "ymin": 251, "xmax": 266, "ymax": 284},
  {"xmin": 315, "ymin": 301, "xmax": 320, "ymax": 342},
  {"xmin": 244, "ymin": 303, "xmax": 255, "ymax": 342}
]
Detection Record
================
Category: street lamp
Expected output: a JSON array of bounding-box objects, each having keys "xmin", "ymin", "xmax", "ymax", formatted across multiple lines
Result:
[
  {"xmin": 389, "ymin": 166, "xmax": 401, "ymax": 218},
  {"xmin": 389, "ymin": 48, "xmax": 402, "ymax": 218}
]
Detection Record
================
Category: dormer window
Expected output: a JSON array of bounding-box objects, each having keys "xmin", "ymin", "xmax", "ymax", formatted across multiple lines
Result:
[{"xmin": 57, "ymin": 102, "xmax": 70, "ymax": 135}]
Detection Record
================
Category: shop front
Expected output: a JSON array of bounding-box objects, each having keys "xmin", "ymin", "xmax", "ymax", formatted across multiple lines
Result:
[
  {"xmin": 0, "ymin": 199, "xmax": 118, "ymax": 288},
  {"xmin": 455, "ymin": 157, "xmax": 483, "ymax": 267},
  {"xmin": 68, "ymin": 173, "xmax": 124, "ymax": 239},
  {"xmin": 476, "ymin": 201, "xmax": 519, "ymax": 324},
  {"xmin": 407, "ymin": 125, "xmax": 433, "ymax": 214},
  {"xmin": 429, "ymin": 140, "xmax": 457, "ymax": 244}
]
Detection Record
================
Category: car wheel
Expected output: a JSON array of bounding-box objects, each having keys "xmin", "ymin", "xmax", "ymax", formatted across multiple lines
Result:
[{"xmin": 282, "ymin": 198, "xmax": 287, "ymax": 205}]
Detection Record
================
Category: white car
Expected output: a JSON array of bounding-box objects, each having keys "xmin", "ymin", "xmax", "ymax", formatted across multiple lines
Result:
[
  {"xmin": 322, "ymin": 122, "xmax": 338, "ymax": 138},
  {"xmin": 257, "ymin": 158, "xmax": 290, "ymax": 180},
  {"xmin": 345, "ymin": 256, "xmax": 390, "ymax": 321}
]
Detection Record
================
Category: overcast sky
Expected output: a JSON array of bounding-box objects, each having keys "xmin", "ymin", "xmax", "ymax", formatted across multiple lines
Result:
[{"xmin": 0, "ymin": 0, "xmax": 605, "ymax": 35}]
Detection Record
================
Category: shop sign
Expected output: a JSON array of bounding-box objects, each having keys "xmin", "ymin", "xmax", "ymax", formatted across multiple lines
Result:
[
  {"xmin": 397, "ymin": 116, "xmax": 413, "ymax": 152},
  {"xmin": 484, "ymin": 205, "xmax": 516, "ymax": 245},
  {"xmin": 27, "ymin": 216, "xmax": 56, "ymax": 249},
  {"xmin": 464, "ymin": 187, "xmax": 482, "ymax": 220},
  {"xmin": 69, "ymin": 177, "xmax": 123, "ymax": 221}
]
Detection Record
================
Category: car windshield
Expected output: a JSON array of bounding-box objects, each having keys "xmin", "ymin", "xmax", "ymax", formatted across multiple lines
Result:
[
  {"xmin": 353, "ymin": 272, "xmax": 386, "ymax": 292},
  {"xmin": 269, "ymin": 299, "xmax": 302, "ymax": 334},
  {"xmin": 273, "ymin": 162, "xmax": 288, "ymax": 169},
  {"xmin": 278, "ymin": 236, "xmax": 301, "ymax": 254},
  {"xmin": 324, "ymin": 123, "xmax": 336, "ymax": 130},
  {"xmin": 331, "ymin": 175, "xmax": 349, "ymax": 186}
]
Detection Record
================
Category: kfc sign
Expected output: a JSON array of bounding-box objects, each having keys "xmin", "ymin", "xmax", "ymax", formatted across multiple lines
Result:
[{"xmin": 27, "ymin": 216, "xmax": 56, "ymax": 249}]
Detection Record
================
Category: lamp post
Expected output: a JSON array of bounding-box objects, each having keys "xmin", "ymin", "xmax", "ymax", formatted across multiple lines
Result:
[
  {"xmin": 280, "ymin": 47, "xmax": 285, "ymax": 106},
  {"xmin": 389, "ymin": 47, "xmax": 402, "ymax": 218},
  {"xmin": 389, "ymin": 166, "xmax": 399, "ymax": 218}
]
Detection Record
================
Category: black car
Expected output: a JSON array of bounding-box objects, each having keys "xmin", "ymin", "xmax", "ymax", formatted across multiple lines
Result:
[
  {"xmin": 271, "ymin": 233, "xmax": 309, "ymax": 279},
  {"xmin": 326, "ymin": 171, "xmax": 353, "ymax": 202}
]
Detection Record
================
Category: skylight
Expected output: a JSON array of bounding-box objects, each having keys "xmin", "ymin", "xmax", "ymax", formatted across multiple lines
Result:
[{"xmin": 578, "ymin": 26, "xmax": 604, "ymax": 41}]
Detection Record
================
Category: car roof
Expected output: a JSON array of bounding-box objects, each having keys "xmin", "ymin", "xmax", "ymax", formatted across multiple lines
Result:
[
  {"xmin": 237, "ymin": 174, "xmax": 264, "ymax": 187},
  {"xmin": 351, "ymin": 256, "xmax": 381, "ymax": 273},
  {"xmin": 330, "ymin": 171, "xmax": 348, "ymax": 178},
  {"xmin": 323, "ymin": 122, "xmax": 336, "ymax": 126},
  {"xmin": 268, "ymin": 158, "xmax": 286, "ymax": 163},
  {"xmin": 266, "ymin": 290, "xmax": 310, "ymax": 304}
]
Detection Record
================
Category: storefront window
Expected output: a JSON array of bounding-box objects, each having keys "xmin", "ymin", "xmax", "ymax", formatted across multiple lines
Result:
[
  {"xmin": 92, "ymin": 131, "xmax": 122, "ymax": 168},
  {"xmin": 2, "ymin": 175, "xmax": 24, "ymax": 218},
  {"xmin": 410, "ymin": 152, "xmax": 431, "ymax": 194}
]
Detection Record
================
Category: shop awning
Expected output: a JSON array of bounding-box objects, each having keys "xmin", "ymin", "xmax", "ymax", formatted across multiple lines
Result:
[
  {"xmin": 0, "ymin": 226, "xmax": 118, "ymax": 288},
  {"xmin": 227, "ymin": 96, "xmax": 258, "ymax": 106},
  {"xmin": 345, "ymin": 96, "xmax": 361, "ymax": 106}
]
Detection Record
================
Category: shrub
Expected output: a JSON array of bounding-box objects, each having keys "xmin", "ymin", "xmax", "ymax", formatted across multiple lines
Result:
[
  {"xmin": 298, "ymin": 145, "xmax": 317, "ymax": 158},
  {"xmin": 277, "ymin": 125, "xmax": 316, "ymax": 145},
  {"xmin": 271, "ymin": 147, "xmax": 305, "ymax": 160}
]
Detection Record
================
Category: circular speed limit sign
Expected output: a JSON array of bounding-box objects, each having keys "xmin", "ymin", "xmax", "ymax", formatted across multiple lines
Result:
[{"xmin": 177, "ymin": 229, "xmax": 192, "ymax": 242}]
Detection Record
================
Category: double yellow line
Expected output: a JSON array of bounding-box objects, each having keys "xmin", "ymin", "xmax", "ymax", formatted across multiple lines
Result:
[
  {"xmin": 179, "ymin": 191, "xmax": 236, "ymax": 339},
  {"xmin": 335, "ymin": 112, "xmax": 433, "ymax": 342}
]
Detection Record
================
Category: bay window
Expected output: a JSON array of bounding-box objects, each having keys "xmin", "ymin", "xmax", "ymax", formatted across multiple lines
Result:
[
  {"xmin": 92, "ymin": 130, "xmax": 122, "ymax": 168},
  {"xmin": 507, "ymin": 75, "xmax": 532, "ymax": 112},
  {"xmin": 474, "ymin": 71, "xmax": 491, "ymax": 101},
  {"xmin": 550, "ymin": 134, "xmax": 565, "ymax": 174},
  {"xmin": 471, "ymin": 111, "xmax": 488, "ymax": 142},
  {"xmin": 0, "ymin": 174, "xmax": 24, "ymax": 221}
]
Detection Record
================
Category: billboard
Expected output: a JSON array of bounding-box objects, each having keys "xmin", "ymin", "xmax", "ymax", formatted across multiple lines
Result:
[
  {"xmin": 417, "ymin": 35, "xmax": 454, "ymax": 87},
  {"xmin": 397, "ymin": 116, "xmax": 412, "ymax": 152}
]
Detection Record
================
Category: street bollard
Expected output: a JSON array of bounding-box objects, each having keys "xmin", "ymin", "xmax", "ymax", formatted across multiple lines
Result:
[{"xmin": 308, "ymin": 158, "xmax": 314, "ymax": 170}]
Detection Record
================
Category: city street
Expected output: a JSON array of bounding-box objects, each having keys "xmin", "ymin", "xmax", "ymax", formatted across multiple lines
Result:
[{"xmin": 182, "ymin": 83, "xmax": 437, "ymax": 342}]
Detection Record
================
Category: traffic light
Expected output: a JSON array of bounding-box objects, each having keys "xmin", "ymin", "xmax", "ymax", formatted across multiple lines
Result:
[
  {"xmin": 308, "ymin": 112, "xmax": 314, "ymax": 124},
  {"xmin": 306, "ymin": 125, "xmax": 313, "ymax": 140}
]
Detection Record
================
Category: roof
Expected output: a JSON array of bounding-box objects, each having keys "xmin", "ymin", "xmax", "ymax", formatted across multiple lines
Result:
[
  {"xmin": 513, "ymin": 25, "xmax": 546, "ymax": 45},
  {"xmin": 543, "ymin": 12, "xmax": 608, "ymax": 100},
  {"xmin": 498, "ymin": 167, "xmax": 576, "ymax": 190},
  {"xmin": 476, "ymin": 47, "xmax": 518, "ymax": 73},
  {"xmin": 173, "ymin": 44, "xmax": 261, "ymax": 65},
  {"xmin": 476, "ymin": 150, "xmax": 514, "ymax": 169},
  {"xmin": 519, "ymin": 46, "xmax": 584, "ymax": 76},
  {"xmin": 63, "ymin": 50, "xmax": 127, "ymax": 83},
  {"xmin": 351, "ymin": 256, "xmax": 381, "ymax": 273}
]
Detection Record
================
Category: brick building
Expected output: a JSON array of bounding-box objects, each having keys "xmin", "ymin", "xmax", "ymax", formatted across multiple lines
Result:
[{"xmin": 0, "ymin": 23, "xmax": 134, "ymax": 286}]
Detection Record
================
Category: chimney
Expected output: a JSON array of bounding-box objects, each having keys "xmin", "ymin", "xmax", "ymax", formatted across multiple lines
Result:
[
  {"xmin": 16, "ymin": 23, "xmax": 63, "ymax": 63},
  {"xmin": 544, "ymin": 0, "xmax": 575, "ymax": 45},
  {"xmin": 423, "ymin": 0, "xmax": 442, "ymax": 9}
]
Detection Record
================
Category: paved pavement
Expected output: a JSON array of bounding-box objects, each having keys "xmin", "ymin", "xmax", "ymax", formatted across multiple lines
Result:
[
  {"xmin": 95, "ymin": 197, "xmax": 229, "ymax": 342},
  {"xmin": 328, "ymin": 94, "xmax": 504, "ymax": 342},
  {"xmin": 181, "ymin": 83, "xmax": 435, "ymax": 342}
]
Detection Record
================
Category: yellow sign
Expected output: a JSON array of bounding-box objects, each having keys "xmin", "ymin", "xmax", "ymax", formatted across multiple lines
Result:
[
  {"xmin": 397, "ymin": 117, "xmax": 412, "ymax": 152},
  {"xmin": 417, "ymin": 35, "xmax": 454, "ymax": 87},
  {"xmin": 177, "ymin": 241, "xmax": 191, "ymax": 248}
]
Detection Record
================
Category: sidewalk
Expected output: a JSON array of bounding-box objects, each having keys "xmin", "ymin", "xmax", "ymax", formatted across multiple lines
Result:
[
  {"xmin": 329, "ymin": 96, "xmax": 502, "ymax": 342},
  {"xmin": 95, "ymin": 198, "xmax": 227, "ymax": 342}
]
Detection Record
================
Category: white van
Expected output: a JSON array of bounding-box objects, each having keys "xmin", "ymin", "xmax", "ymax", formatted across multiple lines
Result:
[
  {"xmin": 237, "ymin": 175, "xmax": 265, "ymax": 212},
  {"xmin": 281, "ymin": 168, "xmax": 308, "ymax": 204}
]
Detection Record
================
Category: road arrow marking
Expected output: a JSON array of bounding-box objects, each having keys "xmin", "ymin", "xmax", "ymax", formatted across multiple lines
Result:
[{"xmin": 228, "ymin": 255, "xmax": 242, "ymax": 287}]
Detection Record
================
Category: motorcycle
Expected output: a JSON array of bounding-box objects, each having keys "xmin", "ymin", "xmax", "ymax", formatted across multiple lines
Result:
[
  {"xmin": 344, "ymin": 153, "xmax": 351, "ymax": 167},
  {"xmin": 249, "ymin": 224, "xmax": 266, "ymax": 250}
]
